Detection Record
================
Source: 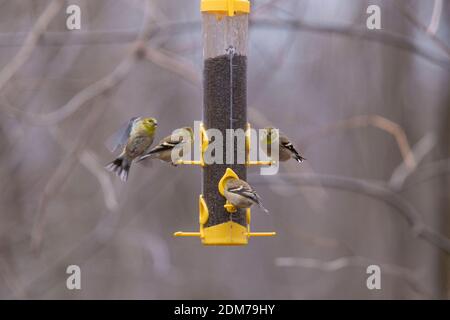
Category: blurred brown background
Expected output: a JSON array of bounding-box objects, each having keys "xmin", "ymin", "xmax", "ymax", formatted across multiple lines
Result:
[{"xmin": 0, "ymin": 0, "xmax": 449, "ymax": 299}]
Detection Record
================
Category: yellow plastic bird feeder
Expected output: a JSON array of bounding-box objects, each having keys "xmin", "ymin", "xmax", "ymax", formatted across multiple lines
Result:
[
  {"xmin": 173, "ymin": 0, "xmax": 276, "ymax": 245},
  {"xmin": 174, "ymin": 166, "xmax": 276, "ymax": 245}
]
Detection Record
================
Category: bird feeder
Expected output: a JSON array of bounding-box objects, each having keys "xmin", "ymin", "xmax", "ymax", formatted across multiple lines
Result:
[{"xmin": 174, "ymin": 0, "xmax": 275, "ymax": 245}]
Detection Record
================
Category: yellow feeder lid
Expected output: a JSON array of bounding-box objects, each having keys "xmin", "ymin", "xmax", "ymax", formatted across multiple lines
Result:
[{"xmin": 201, "ymin": 0, "xmax": 250, "ymax": 16}]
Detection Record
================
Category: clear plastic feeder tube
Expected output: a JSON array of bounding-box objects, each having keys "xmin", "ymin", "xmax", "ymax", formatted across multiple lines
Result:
[
  {"xmin": 202, "ymin": 13, "xmax": 248, "ymax": 59},
  {"xmin": 202, "ymin": 3, "xmax": 249, "ymax": 229}
]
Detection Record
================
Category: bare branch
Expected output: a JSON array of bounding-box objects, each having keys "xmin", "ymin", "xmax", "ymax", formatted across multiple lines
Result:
[
  {"xmin": 251, "ymin": 173, "xmax": 450, "ymax": 254},
  {"xmin": 144, "ymin": 47, "xmax": 201, "ymax": 86},
  {"xmin": 23, "ymin": 56, "xmax": 136, "ymax": 126},
  {"xmin": 0, "ymin": 45, "xmax": 200, "ymax": 125},
  {"xmin": 29, "ymin": 0, "xmax": 156, "ymax": 251},
  {"xmin": 0, "ymin": 2, "xmax": 171, "ymax": 127},
  {"xmin": 2, "ymin": 1, "xmax": 194, "ymax": 255},
  {"xmin": 22, "ymin": 169, "xmax": 182, "ymax": 297},
  {"xmin": 0, "ymin": 18, "xmax": 448, "ymax": 68},
  {"xmin": 301, "ymin": 115, "xmax": 417, "ymax": 170},
  {"xmin": 0, "ymin": 257, "xmax": 27, "ymax": 299},
  {"xmin": 275, "ymin": 256, "xmax": 432, "ymax": 298},
  {"xmin": 389, "ymin": 132, "xmax": 437, "ymax": 190},
  {"xmin": 0, "ymin": 20, "xmax": 199, "ymax": 48},
  {"xmin": 427, "ymin": 0, "xmax": 443, "ymax": 35},
  {"xmin": 0, "ymin": 51, "xmax": 143, "ymax": 126},
  {"xmin": 396, "ymin": 2, "xmax": 449, "ymax": 57},
  {"xmin": 291, "ymin": 231, "xmax": 355, "ymax": 256},
  {"xmin": 78, "ymin": 151, "xmax": 119, "ymax": 212},
  {"xmin": 402, "ymin": 158, "xmax": 450, "ymax": 191},
  {"xmin": 49, "ymin": 127, "xmax": 119, "ymax": 212},
  {"xmin": 0, "ymin": 0, "xmax": 63, "ymax": 93},
  {"xmin": 253, "ymin": 19, "xmax": 450, "ymax": 69},
  {"xmin": 30, "ymin": 101, "xmax": 108, "ymax": 253}
]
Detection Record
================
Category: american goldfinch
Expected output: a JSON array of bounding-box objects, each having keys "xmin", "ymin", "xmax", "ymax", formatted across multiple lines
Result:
[
  {"xmin": 261, "ymin": 126, "xmax": 306, "ymax": 163},
  {"xmin": 105, "ymin": 117, "xmax": 157, "ymax": 181},
  {"xmin": 224, "ymin": 178, "xmax": 269, "ymax": 213},
  {"xmin": 138, "ymin": 127, "xmax": 193, "ymax": 165}
]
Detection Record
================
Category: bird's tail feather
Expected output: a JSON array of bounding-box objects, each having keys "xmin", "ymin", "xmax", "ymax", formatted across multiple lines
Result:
[
  {"xmin": 258, "ymin": 202, "xmax": 269, "ymax": 214},
  {"xmin": 248, "ymin": 192, "xmax": 269, "ymax": 214},
  {"xmin": 293, "ymin": 154, "xmax": 306, "ymax": 163},
  {"xmin": 105, "ymin": 155, "xmax": 131, "ymax": 182}
]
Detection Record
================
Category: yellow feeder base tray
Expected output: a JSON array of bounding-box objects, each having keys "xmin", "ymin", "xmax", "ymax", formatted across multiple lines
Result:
[
  {"xmin": 174, "ymin": 193, "xmax": 276, "ymax": 246},
  {"xmin": 174, "ymin": 224, "xmax": 276, "ymax": 246}
]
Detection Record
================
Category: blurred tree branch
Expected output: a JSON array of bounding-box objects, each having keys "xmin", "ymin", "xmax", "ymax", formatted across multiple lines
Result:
[
  {"xmin": 143, "ymin": 47, "xmax": 201, "ymax": 86},
  {"xmin": 0, "ymin": 18, "xmax": 448, "ymax": 69},
  {"xmin": 49, "ymin": 127, "xmax": 119, "ymax": 212},
  {"xmin": 253, "ymin": 18, "xmax": 450, "ymax": 69},
  {"xmin": 252, "ymin": 172, "xmax": 450, "ymax": 254},
  {"xmin": 1, "ymin": 56, "xmax": 137, "ymax": 126},
  {"xmin": 22, "ymin": 169, "xmax": 182, "ymax": 298},
  {"xmin": 0, "ymin": 257, "xmax": 27, "ymax": 299},
  {"xmin": 28, "ymin": 0, "xmax": 155, "ymax": 252},
  {"xmin": 276, "ymin": 256, "xmax": 431, "ymax": 298},
  {"xmin": 30, "ymin": 100, "xmax": 108, "ymax": 252},
  {"xmin": 402, "ymin": 158, "xmax": 450, "ymax": 191},
  {"xmin": 395, "ymin": 2, "xmax": 449, "ymax": 57},
  {"xmin": 300, "ymin": 115, "xmax": 418, "ymax": 170},
  {"xmin": 0, "ymin": 0, "xmax": 63, "ymax": 93},
  {"xmin": 427, "ymin": 0, "xmax": 443, "ymax": 35},
  {"xmin": 389, "ymin": 132, "xmax": 437, "ymax": 191},
  {"xmin": 0, "ymin": 44, "xmax": 200, "ymax": 126}
]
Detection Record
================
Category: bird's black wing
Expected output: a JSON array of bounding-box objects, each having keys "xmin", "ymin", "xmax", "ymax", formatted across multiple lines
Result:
[
  {"xmin": 228, "ymin": 185, "xmax": 269, "ymax": 213},
  {"xmin": 138, "ymin": 137, "xmax": 182, "ymax": 161},
  {"xmin": 281, "ymin": 140, "xmax": 306, "ymax": 162},
  {"xmin": 148, "ymin": 140, "xmax": 178, "ymax": 154},
  {"xmin": 228, "ymin": 185, "xmax": 260, "ymax": 203}
]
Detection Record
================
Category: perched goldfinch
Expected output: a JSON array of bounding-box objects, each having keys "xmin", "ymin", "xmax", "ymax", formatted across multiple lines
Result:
[
  {"xmin": 261, "ymin": 126, "xmax": 305, "ymax": 163},
  {"xmin": 105, "ymin": 117, "xmax": 157, "ymax": 181},
  {"xmin": 224, "ymin": 178, "xmax": 269, "ymax": 213},
  {"xmin": 138, "ymin": 127, "xmax": 193, "ymax": 165}
]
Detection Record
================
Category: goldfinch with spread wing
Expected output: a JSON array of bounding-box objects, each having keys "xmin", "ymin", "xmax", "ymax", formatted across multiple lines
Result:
[
  {"xmin": 261, "ymin": 126, "xmax": 305, "ymax": 163},
  {"xmin": 105, "ymin": 117, "xmax": 157, "ymax": 181},
  {"xmin": 224, "ymin": 178, "xmax": 269, "ymax": 213},
  {"xmin": 138, "ymin": 127, "xmax": 193, "ymax": 166}
]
